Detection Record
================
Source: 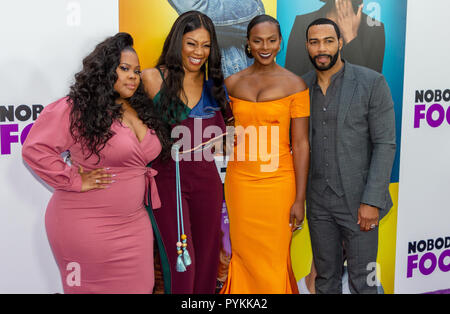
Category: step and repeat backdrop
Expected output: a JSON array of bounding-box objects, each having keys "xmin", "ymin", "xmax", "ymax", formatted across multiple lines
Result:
[
  {"xmin": 394, "ymin": 0, "xmax": 450, "ymax": 294},
  {"xmin": 0, "ymin": 0, "xmax": 119, "ymax": 293},
  {"xmin": 0, "ymin": 0, "xmax": 448, "ymax": 294}
]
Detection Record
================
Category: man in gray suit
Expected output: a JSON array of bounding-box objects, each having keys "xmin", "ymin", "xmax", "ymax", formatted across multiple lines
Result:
[{"xmin": 302, "ymin": 18, "xmax": 396, "ymax": 293}]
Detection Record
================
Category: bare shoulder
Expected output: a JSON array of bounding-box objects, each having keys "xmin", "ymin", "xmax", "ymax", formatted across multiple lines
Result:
[
  {"xmin": 141, "ymin": 67, "xmax": 164, "ymax": 99},
  {"xmin": 278, "ymin": 66, "xmax": 308, "ymax": 93},
  {"xmin": 141, "ymin": 67, "xmax": 162, "ymax": 83},
  {"xmin": 224, "ymin": 69, "xmax": 248, "ymax": 96}
]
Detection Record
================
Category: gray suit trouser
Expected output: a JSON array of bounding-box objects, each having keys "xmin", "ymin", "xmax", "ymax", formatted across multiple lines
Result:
[{"xmin": 307, "ymin": 186, "xmax": 379, "ymax": 294}]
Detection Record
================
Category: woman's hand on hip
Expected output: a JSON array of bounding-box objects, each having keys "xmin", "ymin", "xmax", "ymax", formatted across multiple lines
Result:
[{"xmin": 78, "ymin": 165, "xmax": 114, "ymax": 192}]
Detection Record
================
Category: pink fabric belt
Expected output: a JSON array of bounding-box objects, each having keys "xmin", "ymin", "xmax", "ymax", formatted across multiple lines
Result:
[
  {"xmin": 144, "ymin": 167, "xmax": 161, "ymax": 209},
  {"xmin": 74, "ymin": 164, "xmax": 162, "ymax": 210}
]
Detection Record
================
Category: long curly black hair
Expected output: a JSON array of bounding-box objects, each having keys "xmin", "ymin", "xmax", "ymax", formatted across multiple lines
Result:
[
  {"xmin": 68, "ymin": 32, "xmax": 170, "ymax": 162},
  {"xmin": 156, "ymin": 11, "xmax": 228, "ymax": 124}
]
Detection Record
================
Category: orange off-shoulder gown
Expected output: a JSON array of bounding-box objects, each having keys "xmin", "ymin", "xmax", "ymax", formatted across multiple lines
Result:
[{"xmin": 221, "ymin": 90, "xmax": 310, "ymax": 294}]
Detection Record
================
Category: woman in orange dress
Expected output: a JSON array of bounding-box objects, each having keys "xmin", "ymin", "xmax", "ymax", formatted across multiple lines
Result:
[{"xmin": 221, "ymin": 15, "xmax": 310, "ymax": 294}]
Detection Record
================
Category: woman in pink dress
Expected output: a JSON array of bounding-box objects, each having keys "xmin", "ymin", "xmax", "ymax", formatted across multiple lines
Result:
[{"xmin": 22, "ymin": 33, "xmax": 170, "ymax": 294}]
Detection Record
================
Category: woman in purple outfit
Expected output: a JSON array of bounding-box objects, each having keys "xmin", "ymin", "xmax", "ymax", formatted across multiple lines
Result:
[{"xmin": 142, "ymin": 11, "xmax": 231, "ymax": 294}]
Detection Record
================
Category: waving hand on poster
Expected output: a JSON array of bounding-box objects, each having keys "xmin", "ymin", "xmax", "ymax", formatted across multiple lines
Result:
[{"xmin": 334, "ymin": 0, "xmax": 363, "ymax": 44}]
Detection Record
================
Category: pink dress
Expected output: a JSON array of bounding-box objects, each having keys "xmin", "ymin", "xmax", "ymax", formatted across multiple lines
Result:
[{"xmin": 22, "ymin": 97, "xmax": 162, "ymax": 294}]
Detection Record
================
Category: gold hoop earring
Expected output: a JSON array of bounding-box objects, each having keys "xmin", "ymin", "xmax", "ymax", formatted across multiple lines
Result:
[{"xmin": 205, "ymin": 60, "xmax": 209, "ymax": 81}]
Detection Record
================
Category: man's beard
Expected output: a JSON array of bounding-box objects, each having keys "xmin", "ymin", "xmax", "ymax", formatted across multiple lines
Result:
[{"xmin": 308, "ymin": 50, "xmax": 340, "ymax": 71}]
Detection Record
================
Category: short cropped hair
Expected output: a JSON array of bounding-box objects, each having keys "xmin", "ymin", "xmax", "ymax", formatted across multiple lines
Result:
[{"xmin": 306, "ymin": 18, "xmax": 341, "ymax": 41}]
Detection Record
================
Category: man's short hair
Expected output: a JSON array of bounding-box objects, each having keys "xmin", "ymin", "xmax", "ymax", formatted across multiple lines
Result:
[{"xmin": 306, "ymin": 18, "xmax": 341, "ymax": 41}]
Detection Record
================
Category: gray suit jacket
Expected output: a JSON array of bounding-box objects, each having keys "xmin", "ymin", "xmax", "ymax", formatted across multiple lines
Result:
[{"xmin": 303, "ymin": 62, "xmax": 396, "ymax": 220}]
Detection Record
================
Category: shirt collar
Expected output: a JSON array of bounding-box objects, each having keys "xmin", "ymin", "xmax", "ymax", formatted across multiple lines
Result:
[{"xmin": 313, "ymin": 60, "xmax": 346, "ymax": 88}]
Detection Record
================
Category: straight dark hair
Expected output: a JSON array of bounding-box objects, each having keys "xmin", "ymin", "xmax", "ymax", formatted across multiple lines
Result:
[{"xmin": 156, "ymin": 11, "xmax": 227, "ymax": 124}]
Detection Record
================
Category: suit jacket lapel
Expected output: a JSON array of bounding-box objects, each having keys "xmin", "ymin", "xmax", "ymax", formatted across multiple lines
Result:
[
  {"xmin": 304, "ymin": 71, "xmax": 316, "ymax": 145},
  {"xmin": 337, "ymin": 63, "xmax": 357, "ymax": 130}
]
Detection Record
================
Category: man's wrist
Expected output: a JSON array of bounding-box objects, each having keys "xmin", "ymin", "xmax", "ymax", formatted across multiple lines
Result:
[{"xmin": 361, "ymin": 203, "xmax": 379, "ymax": 210}]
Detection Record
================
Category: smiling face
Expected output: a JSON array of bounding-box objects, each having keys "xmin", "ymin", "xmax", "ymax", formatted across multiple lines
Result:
[
  {"xmin": 248, "ymin": 21, "xmax": 281, "ymax": 66},
  {"xmin": 306, "ymin": 24, "xmax": 343, "ymax": 72},
  {"xmin": 181, "ymin": 27, "xmax": 211, "ymax": 73},
  {"xmin": 114, "ymin": 49, "xmax": 141, "ymax": 100}
]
